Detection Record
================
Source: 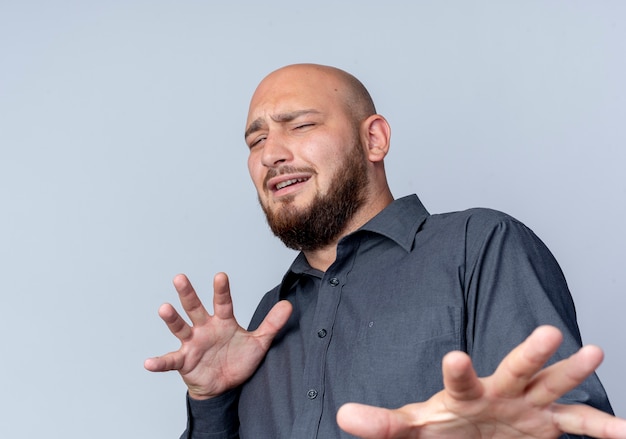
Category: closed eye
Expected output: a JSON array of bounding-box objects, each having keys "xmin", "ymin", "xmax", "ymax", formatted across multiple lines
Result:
[
  {"xmin": 248, "ymin": 136, "xmax": 266, "ymax": 149},
  {"xmin": 294, "ymin": 123, "xmax": 315, "ymax": 130}
]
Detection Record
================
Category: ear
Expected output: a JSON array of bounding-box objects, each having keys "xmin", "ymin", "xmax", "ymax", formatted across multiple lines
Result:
[{"xmin": 360, "ymin": 114, "xmax": 391, "ymax": 163}]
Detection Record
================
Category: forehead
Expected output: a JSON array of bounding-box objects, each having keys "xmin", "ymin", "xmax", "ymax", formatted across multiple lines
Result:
[{"xmin": 246, "ymin": 68, "xmax": 348, "ymax": 126}]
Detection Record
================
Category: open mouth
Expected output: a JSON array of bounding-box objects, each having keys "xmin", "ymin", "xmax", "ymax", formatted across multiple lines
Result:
[
  {"xmin": 265, "ymin": 168, "xmax": 315, "ymax": 196},
  {"xmin": 275, "ymin": 177, "xmax": 309, "ymax": 191}
]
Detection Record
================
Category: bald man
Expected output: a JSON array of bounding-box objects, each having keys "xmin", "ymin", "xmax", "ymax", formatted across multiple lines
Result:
[{"xmin": 146, "ymin": 64, "xmax": 625, "ymax": 438}]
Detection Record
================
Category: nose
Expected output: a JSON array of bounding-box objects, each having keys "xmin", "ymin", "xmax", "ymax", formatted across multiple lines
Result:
[{"xmin": 261, "ymin": 132, "xmax": 293, "ymax": 168}]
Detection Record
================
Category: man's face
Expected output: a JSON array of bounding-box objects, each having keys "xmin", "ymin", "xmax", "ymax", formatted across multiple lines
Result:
[{"xmin": 245, "ymin": 67, "xmax": 369, "ymax": 250}]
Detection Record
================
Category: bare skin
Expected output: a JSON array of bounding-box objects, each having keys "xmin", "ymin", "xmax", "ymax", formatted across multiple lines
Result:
[
  {"xmin": 146, "ymin": 64, "xmax": 626, "ymax": 437},
  {"xmin": 337, "ymin": 326, "xmax": 626, "ymax": 438},
  {"xmin": 144, "ymin": 273, "xmax": 292, "ymax": 400},
  {"xmin": 245, "ymin": 64, "xmax": 394, "ymax": 271}
]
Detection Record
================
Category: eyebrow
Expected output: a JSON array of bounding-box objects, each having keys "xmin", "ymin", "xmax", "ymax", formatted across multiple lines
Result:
[{"xmin": 244, "ymin": 109, "xmax": 321, "ymax": 139}]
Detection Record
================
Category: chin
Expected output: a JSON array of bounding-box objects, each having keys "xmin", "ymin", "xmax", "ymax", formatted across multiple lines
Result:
[{"xmin": 272, "ymin": 193, "xmax": 312, "ymax": 209}]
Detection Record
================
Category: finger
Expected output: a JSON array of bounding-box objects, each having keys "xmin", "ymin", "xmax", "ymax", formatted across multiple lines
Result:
[
  {"xmin": 173, "ymin": 273, "xmax": 209, "ymax": 326},
  {"xmin": 552, "ymin": 401, "xmax": 626, "ymax": 438},
  {"xmin": 252, "ymin": 300, "xmax": 293, "ymax": 350},
  {"xmin": 337, "ymin": 402, "xmax": 412, "ymax": 439},
  {"xmin": 158, "ymin": 302, "xmax": 193, "ymax": 341},
  {"xmin": 212, "ymin": 272, "xmax": 235, "ymax": 320},
  {"xmin": 144, "ymin": 351, "xmax": 185, "ymax": 372},
  {"xmin": 441, "ymin": 350, "xmax": 484, "ymax": 401},
  {"xmin": 491, "ymin": 325, "xmax": 563, "ymax": 397},
  {"xmin": 526, "ymin": 344, "xmax": 604, "ymax": 407}
]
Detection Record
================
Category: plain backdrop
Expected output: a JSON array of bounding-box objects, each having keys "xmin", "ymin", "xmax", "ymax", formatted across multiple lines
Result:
[{"xmin": 1, "ymin": 1, "xmax": 624, "ymax": 437}]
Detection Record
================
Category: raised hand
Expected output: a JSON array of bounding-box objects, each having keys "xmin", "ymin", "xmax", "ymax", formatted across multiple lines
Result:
[
  {"xmin": 144, "ymin": 272, "xmax": 292, "ymax": 400},
  {"xmin": 337, "ymin": 326, "xmax": 626, "ymax": 439}
]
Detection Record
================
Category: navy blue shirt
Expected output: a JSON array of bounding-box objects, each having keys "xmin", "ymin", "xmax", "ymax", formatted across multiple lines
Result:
[{"xmin": 183, "ymin": 194, "xmax": 612, "ymax": 438}]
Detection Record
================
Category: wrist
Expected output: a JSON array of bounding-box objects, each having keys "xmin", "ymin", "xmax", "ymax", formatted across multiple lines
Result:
[{"xmin": 188, "ymin": 389, "xmax": 213, "ymax": 401}]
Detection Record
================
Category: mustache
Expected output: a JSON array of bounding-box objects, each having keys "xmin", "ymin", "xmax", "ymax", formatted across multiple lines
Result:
[{"xmin": 263, "ymin": 166, "xmax": 316, "ymax": 188}]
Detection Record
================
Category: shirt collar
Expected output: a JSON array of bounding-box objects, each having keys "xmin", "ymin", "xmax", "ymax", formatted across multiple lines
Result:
[
  {"xmin": 279, "ymin": 194, "xmax": 430, "ymax": 298},
  {"xmin": 356, "ymin": 194, "xmax": 430, "ymax": 253}
]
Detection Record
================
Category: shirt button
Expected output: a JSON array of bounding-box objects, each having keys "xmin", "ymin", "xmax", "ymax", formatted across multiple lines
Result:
[
  {"xmin": 317, "ymin": 329, "xmax": 327, "ymax": 338},
  {"xmin": 307, "ymin": 389, "xmax": 318, "ymax": 399},
  {"xmin": 329, "ymin": 277, "xmax": 339, "ymax": 286}
]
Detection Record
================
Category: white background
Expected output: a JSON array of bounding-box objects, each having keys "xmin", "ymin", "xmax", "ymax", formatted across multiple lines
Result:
[{"xmin": 1, "ymin": 1, "xmax": 624, "ymax": 437}]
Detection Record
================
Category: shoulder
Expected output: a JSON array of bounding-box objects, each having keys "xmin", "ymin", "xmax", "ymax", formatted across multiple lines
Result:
[
  {"xmin": 434, "ymin": 206, "xmax": 522, "ymax": 228},
  {"xmin": 424, "ymin": 206, "xmax": 529, "ymax": 239},
  {"xmin": 422, "ymin": 207, "xmax": 547, "ymax": 258}
]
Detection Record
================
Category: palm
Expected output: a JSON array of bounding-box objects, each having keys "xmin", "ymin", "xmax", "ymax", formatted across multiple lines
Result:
[{"xmin": 145, "ymin": 273, "xmax": 292, "ymax": 399}]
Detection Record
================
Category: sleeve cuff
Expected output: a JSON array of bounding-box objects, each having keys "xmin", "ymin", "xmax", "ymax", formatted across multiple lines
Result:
[{"xmin": 180, "ymin": 389, "xmax": 240, "ymax": 439}]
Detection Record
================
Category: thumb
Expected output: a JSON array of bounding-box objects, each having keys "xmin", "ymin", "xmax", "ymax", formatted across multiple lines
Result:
[
  {"xmin": 337, "ymin": 402, "xmax": 411, "ymax": 439},
  {"xmin": 253, "ymin": 300, "xmax": 293, "ymax": 347}
]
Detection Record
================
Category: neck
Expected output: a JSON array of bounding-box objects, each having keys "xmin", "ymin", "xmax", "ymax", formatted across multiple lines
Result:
[
  {"xmin": 303, "ymin": 245, "xmax": 339, "ymax": 272},
  {"xmin": 303, "ymin": 187, "xmax": 394, "ymax": 271}
]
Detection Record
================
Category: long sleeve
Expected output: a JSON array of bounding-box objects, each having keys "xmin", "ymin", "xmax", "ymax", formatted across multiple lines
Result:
[
  {"xmin": 461, "ymin": 211, "xmax": 613, "ymax": 437},
  {"xmin": 179, "ymin": 389, "xmax": 240, "ymax": 439}
]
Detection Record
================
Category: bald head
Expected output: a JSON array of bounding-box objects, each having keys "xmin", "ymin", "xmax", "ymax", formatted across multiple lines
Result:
[
  {"xmin": 247, "ymin": 64, "xmax": 377, "ymax": 132},
  {"xmin": 307, "ymin": 64, "xmax": 377, "ymax": 122}
]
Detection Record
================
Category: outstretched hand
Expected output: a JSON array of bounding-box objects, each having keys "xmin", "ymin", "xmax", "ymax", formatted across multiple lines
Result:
[
  {"xmin": 144, "ymin": 273, "xmax": 292, "ymax": 400},
  {"xmin": 337, "ymin": 326, "xmax": 626, "ymax": 439}
]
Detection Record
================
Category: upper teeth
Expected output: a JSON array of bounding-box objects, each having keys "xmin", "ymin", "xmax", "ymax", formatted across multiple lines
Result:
[{"xmin": 276, "ymin": 178, "xmax": 306, "ymax": 190}]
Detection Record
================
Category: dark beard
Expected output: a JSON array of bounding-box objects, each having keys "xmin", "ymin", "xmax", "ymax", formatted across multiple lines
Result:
[{"xmin": 260, "ymin": 141, "xmax": 369, "ymax": 251}]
